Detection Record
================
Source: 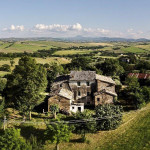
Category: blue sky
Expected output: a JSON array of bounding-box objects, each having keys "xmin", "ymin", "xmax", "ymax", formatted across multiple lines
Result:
[{"xmin": 0, "ymin": 0, "xmax": 150, "ymax": 38}]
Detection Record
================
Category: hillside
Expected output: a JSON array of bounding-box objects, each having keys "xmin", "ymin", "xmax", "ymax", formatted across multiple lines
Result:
[{"xmin": 45, "ymin": 103, "xmax": 150, "ymax": 150}]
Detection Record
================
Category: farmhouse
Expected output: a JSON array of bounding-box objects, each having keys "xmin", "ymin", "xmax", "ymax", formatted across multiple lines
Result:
[
  {"xmin": 128, "ymin": 73, "xmax": 150, "ymax": 79},
  {"xmin": 48, "ymin": 71, "xmax": 117, "ymax": 113}
]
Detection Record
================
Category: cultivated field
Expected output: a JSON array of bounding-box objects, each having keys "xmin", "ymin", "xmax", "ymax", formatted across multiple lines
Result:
[
  {"xmin": 0, "ymin": 40, "xmax": 150, "ymax": 55},
  {"xmin": 52, "ymin": 49, "xmax": 96, "ymax": 55},
  {"xmin": 0, "ymin": 41, "xmax": 113, "ymax": 53},
  {"xmin": 0, "ymin": 57, "xmax": 70, "ymax": 66}
]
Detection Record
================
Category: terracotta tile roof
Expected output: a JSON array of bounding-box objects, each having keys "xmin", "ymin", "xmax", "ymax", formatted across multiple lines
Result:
[
  {"xmin": 70, "ymin": 71, "xmax": 96, "ymax": 81},
  {"xmin": 128, "ymin": 73, "xmax": 150, "ymax": 79},
  {"xmin": 96, "ymin": 74, "xmax": 116, "ymax": 84}
]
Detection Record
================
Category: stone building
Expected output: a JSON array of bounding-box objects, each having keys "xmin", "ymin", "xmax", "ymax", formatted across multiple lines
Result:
[{"xmin": 48, "ymin": 71, "xmax": 117, "ymax": 113}]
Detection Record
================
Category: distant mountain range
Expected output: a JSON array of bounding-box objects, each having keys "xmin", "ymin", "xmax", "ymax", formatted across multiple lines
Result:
[{"xmin": 0, "ymin": 36, "xmax": 150, "ymax": 42}]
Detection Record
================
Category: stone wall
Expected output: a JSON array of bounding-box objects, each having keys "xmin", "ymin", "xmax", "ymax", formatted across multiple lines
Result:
[
  {"xmin": 69, "ymin": 80, "xmax": 96, "ymax": 105},
  {"xmin": 48, "ymin": 95, "xmax": 71, "ymax": 113},
  {"xmin": 97, "ymin": 80, "xmax": 115, "ymax": 92},
  {"xmin": 94, "ymin": 93, "xmax": 113, "ymax": 106}
]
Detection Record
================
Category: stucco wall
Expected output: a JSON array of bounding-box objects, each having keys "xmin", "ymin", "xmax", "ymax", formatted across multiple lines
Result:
[{"xmin": 70, "ymin": 104, "xmax": 84, "ymax": 113}]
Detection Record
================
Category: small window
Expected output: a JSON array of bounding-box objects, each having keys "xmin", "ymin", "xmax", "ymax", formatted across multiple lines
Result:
[
  {"xmin": 87, "ymin": 92, "xmax": 90, "ymax": 96},
  {"xmin": 77, "ymin": 82, "xmax": 80, "ymax": 86},
  {"xmin": 86, "ymin": 82, "xmax": 90, "ymax": 86},
  {"xmin": 78, "ymin": 91, "xmax": 81, "ymax": 96},
  {"xmin": 60, "ymin": 84, "xmax": 62, "ymax": 87},
  {"xmin": 72, "ymin": 107, "xmax": 74, "ymax": 109},
  {"xmin": 97, "ymin": 98, "xmax": 100, "ymax": 102}
]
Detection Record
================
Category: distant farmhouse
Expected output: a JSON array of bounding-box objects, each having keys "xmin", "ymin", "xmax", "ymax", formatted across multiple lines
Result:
[
  {"xmin": 48, "ymin": 71, "xmax": 117, "ymax": 114},
  {"xmin": 128, "ymin": 73, "xmax": 150, "ymax": 79}
]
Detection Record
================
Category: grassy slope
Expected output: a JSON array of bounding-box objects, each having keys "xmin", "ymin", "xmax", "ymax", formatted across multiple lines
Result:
[
  {"xmin": 45, "ymin": 103, "xmax": 150, "ymax": 150},
  {"xmin": 135, "ymin": 44, "xmax": 150, "ymax": 51},
  {"xmin": 121, "ymin": 46, "xmax": 147, "ymax": 53},
  {"xmin": 0, "ymin": 41, "xmax": 55, "ymax": 53}
]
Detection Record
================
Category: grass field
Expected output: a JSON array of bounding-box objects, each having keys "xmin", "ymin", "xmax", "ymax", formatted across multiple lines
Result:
[
  {"xmin": 0, "ymin": 41, "xmax": 113, "ymax": 53},
  {"xmin": 0, "ymin": 57, "xmax": 70, "ymax": 67},
  {"xmin": 121, "ymin": 46, "xmax": 147, "ymax": 53},
  {"xmin": 136, "ymin": 44, "xmax": 150, "ymax": 51},
  {"xmin": 0, "ymin": 41, "xmax": 55, "ymax": 53},
  {"xmin": 53, "ymin": 49, "xmax": 95, "ymax": 55},
  {"xmin": 0, "ymin": 71, "xmax": 10, "ymax": 77},
  {"xmin": 44, "ymin": 103, "xmax": 150, "ymax": 150}
]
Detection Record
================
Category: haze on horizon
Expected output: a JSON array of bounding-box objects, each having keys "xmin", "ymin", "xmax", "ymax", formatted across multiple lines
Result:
[{"xmin": 0, "ymin": 0, "xmax": 150, "ymax": 39}]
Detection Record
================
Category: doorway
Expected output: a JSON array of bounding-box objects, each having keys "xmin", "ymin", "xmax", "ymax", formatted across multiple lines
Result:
[{"xmin": 78, "ymin": 107, "xmax": 81, "ymax": 112}]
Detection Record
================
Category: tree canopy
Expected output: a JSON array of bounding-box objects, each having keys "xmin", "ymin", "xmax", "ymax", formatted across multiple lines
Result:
[
  {"xmin": 0, "ymin": 128, "xmax": 32, "ymax": 150},
  {"xmin": 98, "ymin": 59, "xmax": 124, "ymax": 76},
  {"xmin": 5, "ymin": 56, "xmax": 47, "ymax": 119},
  {"xmin": 95, "ymin": 104, "xmax": 123, "ymax": 130},
  {"xmin": 45, "ymin": 123, "xmax": 72, "ymax": 150}
]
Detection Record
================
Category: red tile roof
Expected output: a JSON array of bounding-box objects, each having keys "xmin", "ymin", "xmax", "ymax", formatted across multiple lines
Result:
[{"xmin": 128, "ymin": 73, "xmax": 150, "ymax": 79}]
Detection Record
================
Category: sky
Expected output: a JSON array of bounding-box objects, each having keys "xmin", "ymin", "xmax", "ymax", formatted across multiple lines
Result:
[{"xmin": 0, "ymin": 0, "xmax": 150, "ymax": 38}]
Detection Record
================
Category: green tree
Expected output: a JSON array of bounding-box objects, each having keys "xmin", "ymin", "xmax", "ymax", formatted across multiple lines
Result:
[
  {"xmin": 124, "ymin": 77, "xmax": 144, "ymax": 109},
  {"xmin": 99, "ymin": 59, "xmax": 124, "ymax": 76},
  {"xmin": 142, "ymin": 86, "xmax": 150, "ymax": 103},
  {"xmin": 0, "ymin": 99, "xmax": 5, "ymax": 118},
  {"xmin": 5, "ymin": 56, "xmax": 47, "ymax": 120},
  {"xmin": 50, "ymin": 104, "xmax": 59, "ymax": 119},
  {"xmin": 95, "ymin": 104, "xmax": 123, "ymax": 130},
  {"xmin": 0, "ymin": 128, "xmax": 32, "ymax": 150},
  {"xmin": 73, "ymin": 110, "xmax": 97, "ymax": 142},
  {"xmin": 0, "ymin": 64, "xmax": 11, "ymax": 72},
  {"xmin": 10, "ymin": 58, "xmax": 15, "ymax": 67},
  {"xmin": 0, "ymin": 78, "xmax": 7, "ymax": 93},
  {"xmin": 47, "ymin": 62, "xmax": 64, "ymax": 87},
  {"xmin": 45, "ymin": 123, "xmax": 72, "ymax": 150},
  {"xmin": 70, "ymin": 56, "xmax": 92, "ymax": 70}
]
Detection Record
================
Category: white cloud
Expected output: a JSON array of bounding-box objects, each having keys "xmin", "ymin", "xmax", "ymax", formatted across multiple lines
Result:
[
  {"xmin": 2, "ymin": 25, "xmax": 25, "ymax": 32},
  {"xmin": 1, "ymin": 23, "xmax": 149, "ymax": 39},
  {"xmin": 72, "ymin": 23, "xmax": 82, "ymax": 31},
  {"xmin": 34, "ymin": 23, "xmax": 82, "ymax": 32}
]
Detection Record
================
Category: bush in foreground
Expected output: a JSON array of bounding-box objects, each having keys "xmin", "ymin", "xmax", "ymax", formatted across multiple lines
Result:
[
  {"xmin": 0, "ymin": 128, "xmax": 32, "ymax": 150},
  {"xmin": 95, "ymin": 104, "xmax": 123, "ymax": 130}
]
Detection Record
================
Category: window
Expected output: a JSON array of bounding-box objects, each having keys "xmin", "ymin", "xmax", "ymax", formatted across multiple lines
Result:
[
  {"xmin": 87, "ymin": 92, "xmax": 90, "ymax": 96},
  {"xmin": 87, "ymin": 102, "xmax": 90, "ymax": 105},
  {"xmin": 97, "ymin": 98, "xmax": 100, "ymax": 102},
  {"xmin": 78, "ymin": 91, "xmax": 81, "ymax": 96},
  {"xmin": 72, "ymin": 107, "xmax": 74, "ymax": 109},
  {"xmin": 77, "ymin": 81, "xmax": 80, "ymax": 86},
  {"xmin": 60, "ymin": 84, "xmax": 62, "ymax": 87},
  {"xmin": 86, "ymin": 81, "xmax": 90, "ymax": 86}
]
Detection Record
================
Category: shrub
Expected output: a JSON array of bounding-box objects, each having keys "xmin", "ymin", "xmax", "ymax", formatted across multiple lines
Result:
[
  {"xmin": 0, "ymin": 64, "xmax": 11, "ymax": 72},
  {"xmin": 95, "ymin": 104, "xmax": 123, "ymax": 130},
  {"xmin": 0, "ymin": 128, "xmax": 32, "ymax": 150}
]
